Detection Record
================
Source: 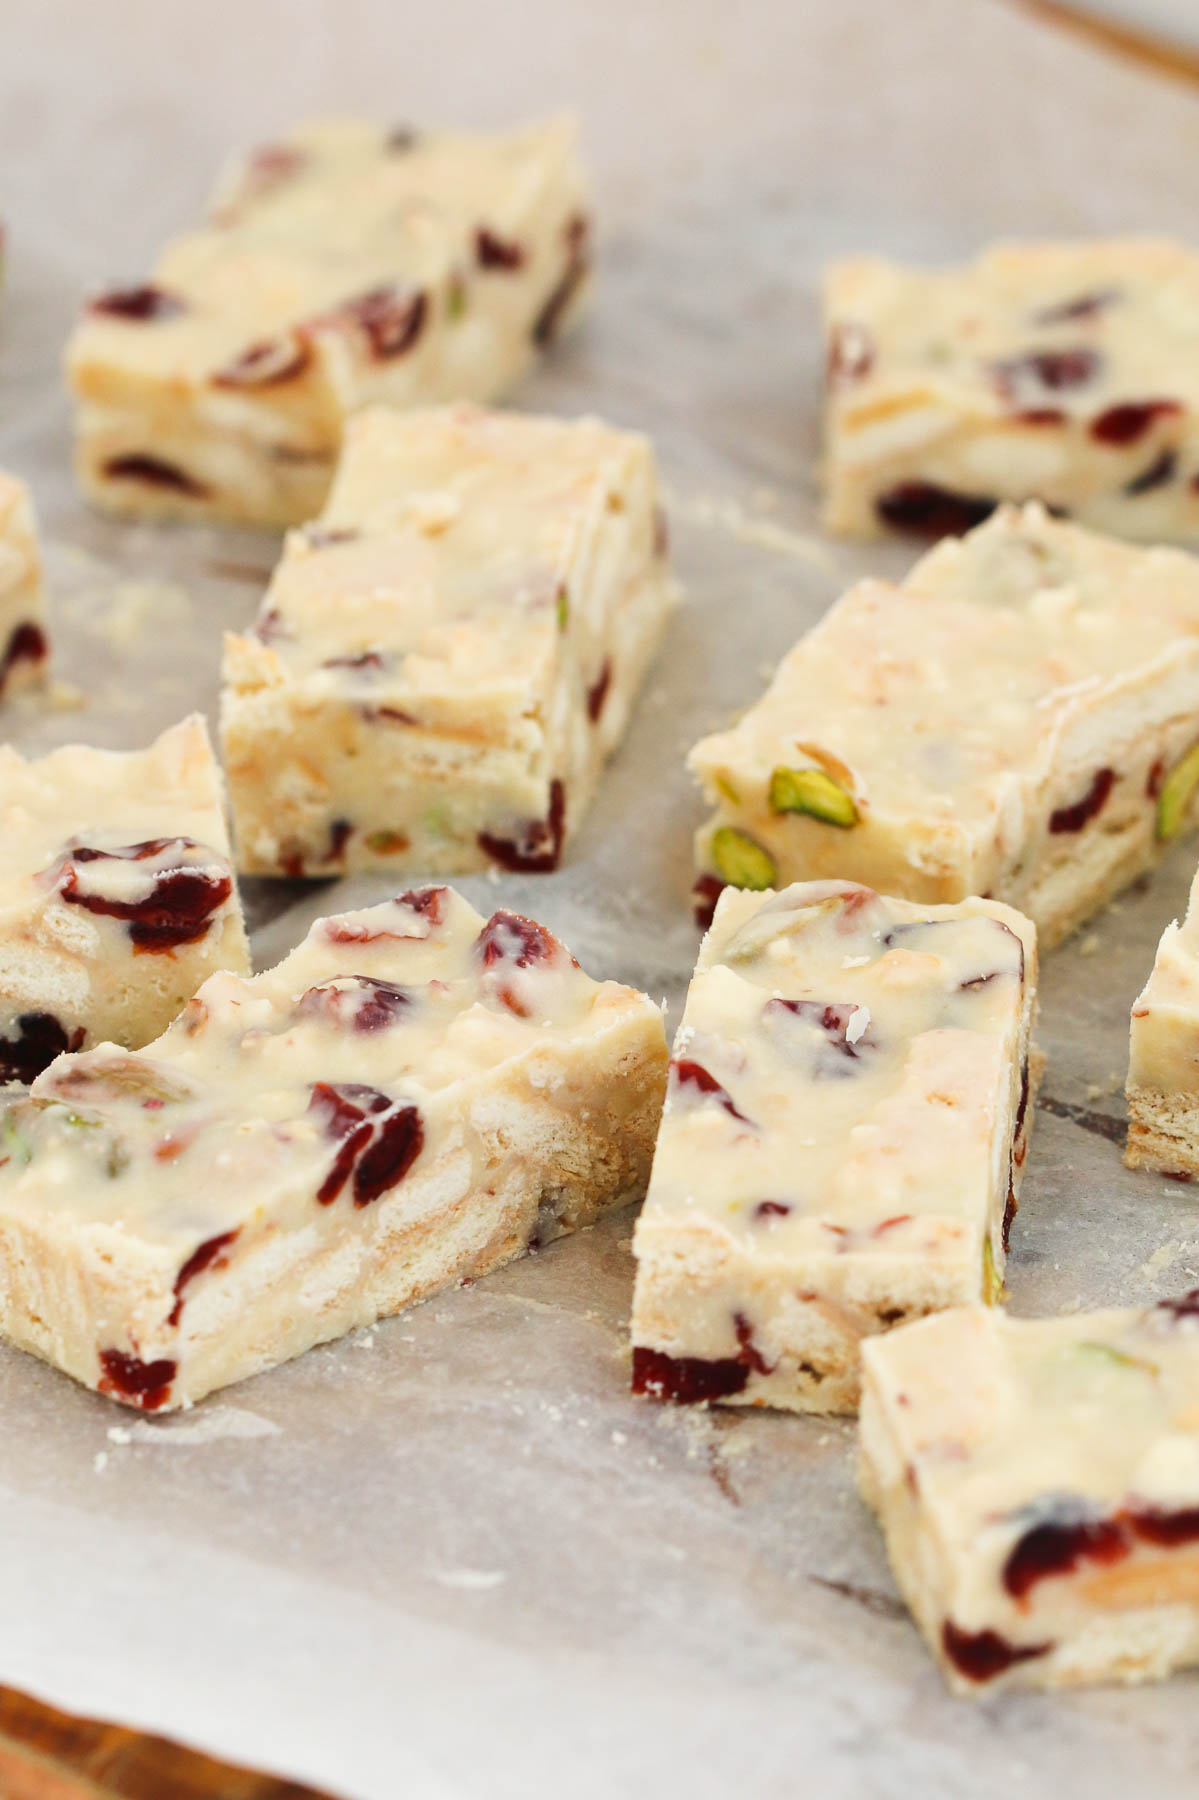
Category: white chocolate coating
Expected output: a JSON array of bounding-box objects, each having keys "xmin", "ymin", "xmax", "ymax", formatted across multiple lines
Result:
[
  {"xmin": 1127, "ymin": 860, "xmax": 1199, "ymax": 1174},
  {"xmin": 0, "ymin": 471, "xmax": 48, "ymax": 699},
  {"xmin": 221, "ymin": 403, "xmax": 679, "ymax": 876},
  {"xmin": 0, "ymin": 886, "xmax": 668, "ymax": 1410},
  {"xmin": 860, "ymin": 1302, "xmax": 1199, "ymax": 1694},
  {"xmin": 824, "ymin": 238, "xmax": 1199, "ymax": 542},
  {"xmin": 692, "ymin": 503, "xmax": 1199, "ymax": 946},
  {"xmin": 630, "ymin": 881, "xmax": 1037, "ymax": 1414}
]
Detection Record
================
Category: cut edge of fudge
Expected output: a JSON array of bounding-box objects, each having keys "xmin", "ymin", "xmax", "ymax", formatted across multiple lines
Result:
[
  {"xmin": 1127, "ymin": 866, "xmax": 1199, "ymax": 1177},
  {"xmin": 0, "ymin": 885, "xmax": 668, "ymax": 1410},
  {"xmin": 629, "ymin": 881, "xmax": 1039, "ymax": 1415},
  {"xmin": 0, "ymin": 470, "xmax": 49, "ymax": 701},
  {"xmin": 859, "ymin": 1302, "xmax": 1199, "ymax": 1695}
]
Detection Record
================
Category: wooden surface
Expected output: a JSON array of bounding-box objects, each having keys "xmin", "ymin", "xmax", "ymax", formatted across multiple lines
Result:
[{"xmin": 0, "ymin": 1684, "xmax": 339, "ymax": 1800}]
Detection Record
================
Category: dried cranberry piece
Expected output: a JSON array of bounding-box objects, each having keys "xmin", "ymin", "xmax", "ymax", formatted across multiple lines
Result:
[
  {"xmin": 532, "ymin": 222, "xmax": 590, "ymax": 347},
  {"xmin": 1126, "ymin": 448, "xmax": 1177, "ymax": 496},
  {"xmin": 302, "ymin": 526, "xmax": 359, "ymax": 549},
  {"xmin": 1147, "ymin": 759, "xmax": 1166, "ymax": 801},
  {"xmin": 0, "ymin": 1012, "xmax": 84, "ymax": 1085},
  {"xmin": 98, "ymin": 1348, "xmax": 177, "ymax": 1411},
  {"xmin": 280, "ymin": 818, "xmax": 352, "ymax": 878},
  {"xmin": 586, "ymin": 659, "xmax": 612, "ymax": 724},
  {"xmin": 397, "ymin": 886, "xmax": 449, "ymax": 923},
  {"xmin": 102, "ymin": 455, "xmax": 208, "ymax": 498},
  {"xmin": 734, "ymin": 1313, "xmax": 773, "ymax": 1375},
  {"xmin": 320, "ymin": 887, "xmax": 450, "ymax": 946},
  {"xmin": 827, "ymin": 320, "xmax": 875, "ymax": 385},
  {"xmin": 1014, "ymin": 407, "xmax": 1066, "ymax": 426},
  {"xmin": 478, "ymin": 778, "xmax": 566, "ymax": 872},
  {"xmin": 212, "ymin": 332, "xmax": 311, "ymax": 388},
  {"xmin": 995, "ymin": 348, "xmax": 1100, "ymax": 393},
  {"xmin": 89, "ymin": 285, "xmax": 185, "ymax": 322},
  {"xmin": 1002, "ymin": 1515, "xmax": 1128, "ymax": 1600},
  {"xmin": 352, "ymin": 1105, "xmax": 423, "ymax": 1205},
  {"xmin": 168, "ymin": 1230, "xmax": 239, "ymax": 1327},
  {"xmin": 330, "ymin": 286, "xmax": 427, "ymax": 359},
  {"xmin": 1090, "ymin": 399, "xmax": 1181, "ymax": 445},
  {"xmin": 941, "ymin": 1622, "xmax": 1052, "ymax": 1683},
  {"xmin": 692, "ymin": 873, "xmax": 726, "ymax": 931},
  {"xmin": 653, "ymin": 507, "xmax": 670, "ymax": 558},
  {"xmin": 763, "ymin": 998, "xmax": 873, "ymax": 1078},
  {"xmin": 1033, "ymin": 290, "xmax": 1118, "ymax": 325},
  {"xmin": 297, "ymin": 976, "xmax": 412, "ymax": 1033},
  {"xmin": 671, "ymin": 1059, "xmax": 752, "ymax": 1125},
  {"xmin": 477, "ymin": 910, "xmax": 561, "ymax": 969},
  {"xmin": 55, "ymin": 838, "xmax": 232, "ymax": 952},
  {"xmin": 632, "ymin": 1346, "xmax": 750, "ymax": 1404},
  {"xmin": 474, "ymin": 226, "xmax": 526, "ymax": 270},
  {"xmin": 1155, "ymin": 1290, "xmax": 1199, "ymax": 1322},
  {"xmin": 1048, "ymin": 768, "xmax": 1114, "ymax": 834},
  {"xmin": 308, "ymin": 1082, "xmax": 388, "ymax": 1204},
  {"xmin": 0, "ymin": 620, "xmax": 47, "ymax": 693},
  {"xmin": 1126, "ymin": 1505, "xmax": 1199, "ymax": 1546},
  {"xmin": 246, "ymin": 143, "xmax": 307, "ymax": 186},
  {"xmin": 324, "ymin": 650, "xmax": 384, "ymax": 672},
  {"xmin": 754, "ymin": 1200, "xmax": 791, "ymax": 1219},
  {"xmin": 875, "ymin": 483, "xmax": 995, "ymax": 537}
]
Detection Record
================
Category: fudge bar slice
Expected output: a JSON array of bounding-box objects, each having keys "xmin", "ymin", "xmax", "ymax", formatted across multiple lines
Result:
[
  {"xmin": 66, "ymin": 115, "xmax": 591, "ymax": 527},
  {"xmin": 824, "ymin": 238, "xmax": 1199, "ymax": 543},
  {"xmin": 221, "ymin": 403, "xmax": 678, "ymax": 877},
  {"xmin": 0, "ymin": 472, "xmax": 49, "ymax": 700},
  {"xmin": 630, "ymin": 880, "xmax": 1037, "ymax": 1415},
  {"xmin": 860, "ymin": 1300, "xmax": 1199, "ymax": 1694},
  {"xmin": 691, "ymin": 502, "xmax": 1199, "ymax": 948},
  {"xmin": 0, "ymin": 886, "xmax": 668, "ymax": 1410},
  {"xmin": 1126, "ymin": 861, "xmax": 1199, "ymax": 1174},
  {"xmin": 0, "ymin": 716, "xmax": 249, "ymax": 1084}
]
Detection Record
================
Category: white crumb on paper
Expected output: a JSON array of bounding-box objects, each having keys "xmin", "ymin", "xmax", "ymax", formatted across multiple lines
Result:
[
  {"xmin": 1086, "ymin": 1084, "xmax": 1102, "ymax": 1101},
  {"xmin": 1079, "ymin": 934, "xmax": 1100, "ymax": 957},
  {"xmin": 105, "ymin": 1405, "xmax": 280, "ymax": 1446},
  {"xmin": 431, "ymin": 1567, "xmax": 508, "ymax": 1591},
  {"xmin": 93, "ymin": 1451, "xmax": 108, "ymax": 1474},
  {"xmin": 611, "ymin": 1430, "xmax": 628, "ymax": 1446}
]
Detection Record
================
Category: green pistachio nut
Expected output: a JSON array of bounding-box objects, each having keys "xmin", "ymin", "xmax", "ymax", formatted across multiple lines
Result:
[
  {"xmin": 710, "ymin": 827, "xmax": 776, "ymax": 892},
  {"xmin": 556, "ymin": 585, "xmax": 570, "ymax": 631},
  {"xmin": 982, "ymin": 1235, "xmax": 1006, "ymax": 1306},
  {"xmin": 769, "ymin": 765, "xmax": 859, "ymax": 828},
  {"xmin": 1156, "ymin": 742, "xmax": 1199, "ymax": 843},
  {"xmin": 1068, "ymin": 1340, "xmax": 1159, "ymax": 1379}
]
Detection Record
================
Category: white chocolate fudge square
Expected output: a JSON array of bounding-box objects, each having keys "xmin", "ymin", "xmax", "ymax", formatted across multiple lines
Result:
[
  {"xmin": 221, "ymin": 403, "xmax": 679, "ymax": 877},
  {"xmin": 629, "ymin": 881, "xmax": 1037, "ymax": 1415},
  {"xmin": 860, "ymin": 1301, "xmax": 1199, "ymax": 1694},
  {"xmin": 1126, "ymin": 861, "xmax": 1199, "ymax": 1175},
  {"xmin": 824, "ymin": 238, "xmax": 1199, "ymax": 543},
  {"xmin": 0, "ymin": 472, "xmax": 49, "ymax": 700},
  {"xmin": 0, "ymin": 886, "xmax": 668, "ymax": 1410},
  {"xmin": 691, "ymin": 503, "xmax": 1199, "ymax": 949},
  {"xmin": 66, "ymin": 116, "xmax": 590, "ymax": 527},
  {"xmin": 0, "ymin": 716, "xmax": 249, "ymax": 1084}
]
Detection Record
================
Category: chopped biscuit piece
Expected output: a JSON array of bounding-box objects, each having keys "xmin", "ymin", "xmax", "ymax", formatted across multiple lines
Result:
[
  {"xmin": 220, "ymin": 403, "xmax": 678, "ymax": 877},
  {"xmin": 0, "ymin": 472, "xmax": 48, "ymax": 700},
  {"xmin": 860, "ymin": 1301, "xmax": 1199, "ymax": 1694},
  {"xmin": 0, "ymin": 717, "xmax": 248, "ymax": 1084},
  {"xmin": 66, "ymin": 116, "xmax": 591, "ymax": 526},
  {"xmin": 630, "ymin": 881, "xmax": 1037, "ymax": 1414},
  {"xmin": 824, "ymin": 238, "xmax": 1199, "ymax": 542},
  {"xmin": 0, "ymin": 886, "xmax": 667, "ymax": 1410},
  {"xmin": 691, "ymin": 503, "xmax": 1199, "ymax": 948}
]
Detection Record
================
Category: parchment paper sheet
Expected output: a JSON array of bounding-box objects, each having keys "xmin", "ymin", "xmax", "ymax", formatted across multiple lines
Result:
[{"xmin": 4, "ymin": 2, "xmax": 1199, "ymax": 1793}]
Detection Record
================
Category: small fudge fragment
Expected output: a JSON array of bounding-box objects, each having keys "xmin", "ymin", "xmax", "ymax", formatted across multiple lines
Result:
[
  {"xmin": 824, "ymin": 238, "xmax": 1199, "ymax": 542},
  {"xmin": 0, "ymin": 717, "xmax": 248, "ymax": 1085},
  {"xmin": 0, "ymin": 887, "xmax": 668, "ymax": 1410},
  {"xmin": 630, "ymin": 881, "xmax": 1037, "ymax": 1414},
  {"xmin": 221, "ymin": 403, "xmax": 678, "ymax": 877},
  {"xmin": 0, "ymin": 472, "xmax": 49, "ymax": 700},
  {"xmin": 1127, "ymin": 862, "xmax": 1199, "ymax": 1175},
  {"xmin": 860, "ymin": 1301, "xmax": 1199, "ymax": 1694},
  {"xmin": 691, "ymin": 503, "xmax": 1199, "ymax": 948},
  {"xmin": 66, "ymin": 116, "xmax": 591, "ymax": 527}
]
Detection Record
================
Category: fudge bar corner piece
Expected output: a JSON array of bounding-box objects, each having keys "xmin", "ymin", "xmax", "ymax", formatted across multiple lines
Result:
[
  {"xmin": 0, "ymin": 469, "xmax": 49, "ymax": 701},
  {"xmin": 0, "ymin": 714, "xmax": 249, "ymax": 1086},
  {"xmin": 65, "ymin": 112, "xmax": 592, "ymax": 527},
  {"xmin": 0, "ymin": 885, "xmax": 669, "ymax": 1411},
  {"xmin": 1127, "ymin": 860, "xmax": 1199, "ymax": 1177},
  {"xmin": 859, "ymin": 1301, "xmax": 1199, "ymax": 1695},
  {"xmin": 220, "ymin": 402, "xmax": 680, "ymax": 878},
  {"xmin": 629, "ymin": 879, "xmax": 1038, "ymax": 1415},
  {"xmin": 821, "ymin": 236, "xmax": 1199, "ymax": 545}
]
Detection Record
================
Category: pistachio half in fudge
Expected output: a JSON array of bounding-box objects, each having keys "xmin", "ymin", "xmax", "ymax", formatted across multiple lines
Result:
[
  {"xmin": 220, "ymin": 403, "xmax": 679, "ymax": 877},
  {"xmin": 691, "ymin": 502, "xmax": 1199, "ymax": 948},
  {"xmin": 860, "ymin": 1302, "xmax": 1199, "ymax": 1694},
  {"xmin": 0, "ymin": 717, "xmax": 248, "ymax": 1083},
  {"xmin": 66, "ymin": 115, "xmax": 592, "ymax": 527},
  {"xmin": 630, "ymin": 880, "xmax": 1038, "ymax": 1415},
  {"xmin": 823, "ymin": 237, "xmax": 1199, "ymax": 543},
  {"xmin": 0, "ymin": 887, "xmax": 667, "ymax": 1409},
  {"xmin": 0, "ymin": 471, "xmax": 49, "ymax": 701}
]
